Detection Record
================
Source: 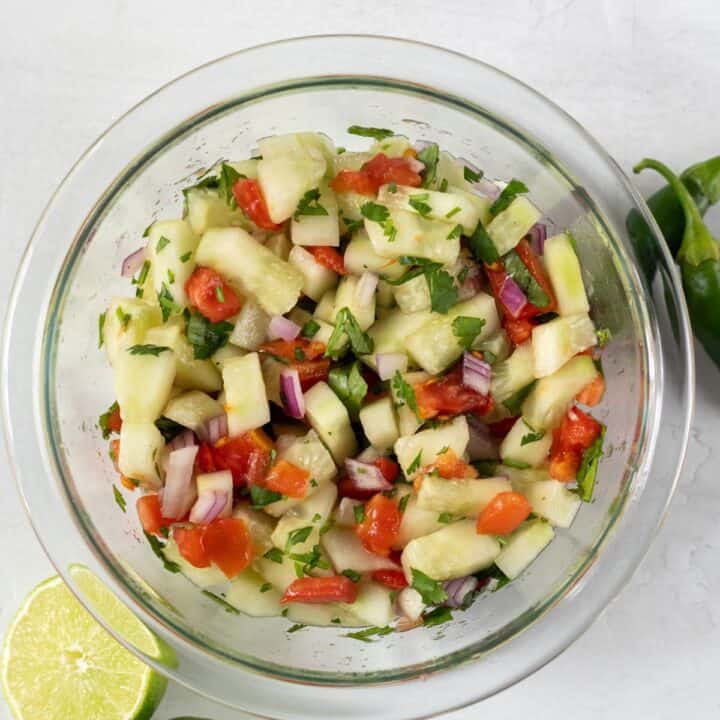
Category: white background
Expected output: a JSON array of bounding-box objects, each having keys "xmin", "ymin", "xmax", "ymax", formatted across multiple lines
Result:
[{"xmin": 2, "ymin": 1, "xmax": 720, "ymax": 718}]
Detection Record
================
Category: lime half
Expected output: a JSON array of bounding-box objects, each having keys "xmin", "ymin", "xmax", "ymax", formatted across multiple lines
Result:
[{"xmin": 2, "ymin": 568, "xmax": 168, "ymax": 720}]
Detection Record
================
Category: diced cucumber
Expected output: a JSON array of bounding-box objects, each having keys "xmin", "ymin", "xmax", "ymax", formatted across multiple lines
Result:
[
  {"xmin": 146, "ymin": 220, "xmax": 198, "ymax": 308},
  {"xmin": 263, "ymin": 429, "xmax": 338, "ymax": 517},
  {"xmin": 358, "ymin": 397, "xmax": 400, "ymax": 450},
  {"xmin": 195, "ymin": 227, "xmax": 303, "ymax": 315},
  {"xmin": 387, "ymin": 369, "xmax": 428, "ymax": 437},
  {"xmin": 288, "ymin": 246, "xmax": 339, "ymax": 301},
  {"xmin": 543, "ymin": 233, "xmax": 590, "ymax": 316},
  {"xmin": 487, "ymin": 197, "xmax": 542, "ymax": 256},
  {"xmin": 364, "ymin": 310, "xmax": 432, "ymax": 371},
  {"xmin": 340, "ymin": 581, "xmax": 393, "ymax": 627},
  {"xmin": 164, "ymin": 540, "xmax": 228, "ymax": 588},
  {"xmin": 343, "ymin": 230, "xmax": 405, "ymax": 279},
  {"xmin": 394, "ymin": 490, "xmax": 446, "ymax": 548},
  {"xmin": 499, "ymin": 417, "xmax": 553, "ymax": 468},
  {"xmin": 448, "ymin": 186, "xmax": 492, "ymax": 227},
  {"xmin": 222, "ymin": 353, "xmax": 270, "ymax": 436},
  {"xmin": 495, "ymin": 520, "xmax": 555, "ymax": 579},
  {"xmin": 223, "ymin": 568, "xmax": 283, "ymax": 617},
  {"xmin": 403, "ymin": 293, "xmax": 500, "ymax": 374},
  {"xmin": 532, "ymin": 313, "xmax": 596, "ymax": 378},
  {"xmin": 184, "ymin": 188, "xmax": 247, "ymax": 236},
  {"xmin": 497, "ymin": 464, "xmax": 552, "ymax": 484},
  {"xmin": 270, "ymin": 482, "xmax": 337, "ymax": 554},
  {"xmin": 260, "ymin": 355, "xmax": 285, "ymax": 408},
  {"xmin": 257, "ymin": 154, "xmax": 326, "ymax": 224},
  {"xmin": 369, "ymin": 135, "xmax": 411, "ymax": 157},
  {"xmin": 332, "ymin": 275, "xmax": 376, "ymax": 331},
  {"xmin": 490, "ymin": 341, "xmax": 535, "ymax": 404},
  {"xmin": 264, "ymin": 232, "xmax": 292, "ymax": 261},
  {"xmin": 392, "ymin": 273, "xmax": 431, "ymax": 313},
  {"xmin": 113, "ymin": 346, "xmax": 176, "ymax": 422},
  {"xmin": 522, "ymin": 355, "xmax": 599, "ymax": 430},
  {"xmin": 416, "ymin": 475, "xmax": 512, "ymax": 516},
  {"xmin": 376, "ymin": 280, "xmax": 396, "ymax": 308},
  {"xmin": 334, "ymin": 151, "xmax": 371, "ymax": 173},
  {"xmin": 285, "ymin": 602, "xmax": 364, "ymax": 627},
  {"xmin": 477, "ymin": 329, "xmax": 512, "ymax": 364},
  {"xmin": 162, "ymin": 390, "xmax": 222, "ymax": 432},
  {"xmin": 311, "ymin": 318, "xmax": 335, "ymax": 346},
  {"xmin": 364, "ymin": 209, "xmax": 461, "ymax": 265},
  {"xmin": 321, "ymin": 527, "xmax": 398, "ymax": 574},
  {"xmin": 118, "ymin": 422, "xmax": 164, "ymax": 489},
  {"xmin": 401, "ymin": 519, "xmax": 500, "ymax": 581},
  {"xmin": 144, "ymin": 322, "xmax": 221, "ymax": 393},
  {"xmin": 254, "ymin": 554, "xmax": 300, "ymax": 593},
  {"xmin": 303, "ymin": 382, "xmax": 357, "ymax": 463},
  {"xmin": 314, "ymin": 290, "xmax": 336, "ymax": 322},
  {"xmin": 377, "ymin": 184, "xmax": 484, "ymax": 232},
  {"xmin": 232, "ymin": 503, "xmax": 277, "ymax": 555},
  {"xmin": 434, "ymin": 152, "xmax": 476, "ymax": 193},
  {"xmin": 336, "ymin": 192, "xmax": 368, "ymax": 223},
  {"xmin": 103, "ymin": 298, "xmax": 162, "ymax": 366},
  {"xmin": 229, "ymin": 299, "xmax": 270, "ymax": 351},
  {"xmin": 195, "ymin": 471, "xmax": 233, "ymax": 518},
  {"xmin": 211, "ymin": 343, "xmax": 246, "ymax": 370},
  {"xmin": 516, "ymin": 480, "xmax": 581, "ymax": 528},
  {"xmin": 258, "ymin": 132, "xmax": 335, "ymax": 174},
  {"xmin": 290, "ymin": 186, "xmax": 340, "ymax": 247},
  {"xmin": 394, "ymin": 416, "xmax": 469, "ymax": 477},
  {"xmin": 225, "ymin": 158, "xmax": 259, "ymax": 179}
]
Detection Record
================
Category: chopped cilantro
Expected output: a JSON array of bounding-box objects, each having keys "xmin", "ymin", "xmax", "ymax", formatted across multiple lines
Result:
[
  {"xmin": 411, "ymin": 568, "xmax": 447, "ymax": 605},
  {"xmin": 353, "ymin": 504, "xmax": 366, "ymax": 524},
  {"xmin": 98, "ymin": 311, "xmax": 106, "ymax": 348},
  {"xmin": 294, "ymin": 188, "xmax": 328, "ymax": 220},
  {"xmin": 391, "ymin": 371, "xmax": 420, "ymax": 420},
  {"xmin": 343, "ymin": 217, "xmax": 364, "ymax": 234},
  {"xmin": 154, "ymin": 416, "xmax": 184, "ymax": 442},
  {"xmin": 331, "ymin": 617, "xmax": 342, "ymax": 624},
  {"xmin": 112, "ymin": 485, "xmax": 126, "ymax": 513},
  {"xmin": 490, "ymin": 179, "xmax": 529, "ymax": 216},
  {"xmin": 347, "ymin": 125, "xmax": 394, "ymax": 141},
  {"xmin": 452, "ymin": 316, "xmax": 485, "ymax": 349},
  {"xmin": 250, "ymin": 486, "xmax": 283, "ymax": 508},
  {"xmin": 285, "ymin": 526, "xmax": 313, "ymax": 550},
  {"xmin": 520, "ymin": 426, "xmax": 545, "ymax": 446},
  {"xmin": 398, "ymin": 493, "xmax": 410, "ymax": 513},
  {"xmin": 218, "ymin": 162, "xmax": 243, "ymax": 207},
  {"xmin": 157, "ymin": 283, "xmax": 180, "ymax": 321},
  {"xmin": 287, "ymin": 623, "xmax": 306, "ymax": 633},
  {"xmin": 406, "ymin": 450, "xmax": 423, "ymax": 476},
  {"xmin": 446, "ymin": 223, "xmax": 463, "ymax": 240},
  {"xmin": 260, "ymin": 583, "xmax": 272, "ymax": 593},
  {"xmin": 345, "ymin": 625, "xmax": 394, "ymax": 642},
  {"xmin": 503, "ymin": 250, "xmax": 550, "ymax": 307},
  {"xmin": 388, "ymin": 181, "xmax": 397, "ymax": 193},
  {"xmin": 417, "ymin": 143, "xmax": 439, "ymax": 188},
  {"xmin": 180, "ymin": 251, "xmax": 192, "ymax": 263},
  {"xmin": 185, "ymin": 311, "xmax": 233, "ymax": 360},
  {"xmin": 311, "ymin": 478, "xmax": 319, "ymax": 489},
  {"xmin": 337, "ymin": 147, "xmax": 346, "ymax": 154},
  {"xmin": 464, "ymin": 165, "xmax": 483, "ymax": 183},
  {"xmin": 439, "ymin": 178, "xmax": 449, "ymax": 192},
  {"xmin": 98, "ymin": 401, "xmax": 119, "ymax": 439},
  {"xmin": 214, "ymin": 285, "xmax": 225, "ymax": 303},
  {"xmin": 423, "ymin": 606, "xmax": 453, "ymax": 627},
  {"xmin": 503, "ymin": 458, "xmax": 532, "ymax": 469},
  {"xmin": 166, "ymin": 268, "xmax": 175, "ymax": 284},
  {"xmin": 325, "ymin": 307, "xmax": 374, "ymax": 358},
  {"xmin": 294, "ymin": 347, "xmax": 305, "ymax": 361},
  {"xmin": 155, "ymin": 235, "xmax": 171, "ymax": 253},
  {"xmin": 445, "ymin": 206, "xmax": 462, "ymax": 219},
  {"xmin": 408, "ymin": 193, "xmax": 432, "ymax": 218},
  {"xmin": 467, "ymin": 221, "xmax": 499, "ymax": 264},
  {"xmin": 301, "ymin": 319, "xmax": 320, "ymax": 339},
  {"xmin": 142, "ymin": 223, "xmax": 153, "ymax": 237},
  {"xmin": 437, "ymin": 512, "xmax": 454, "ymax": 524},
  {"xmin": 341, "ymin": 569, "xmax": 361, "ymax": 583},
  {"xmin": 576, "ymin": 426, "xmax": 605, "ymax": 501},
  {"xmin": 115, "ymin": 306, "xmax": 131, "ymax": 330},
  {"xmin": 328, "ymin": 361, "xmax": 368, "ymax": 418},
  {"xmin": 127, "ymin": 344, "xmax": 171, "ymax": 356},
  {"xmin": 360, "ymin": 202, "xmax": 397, "ymax": 242},
  {"xmin": 596, "ymin": 327, "xmax": 612, "ymax": 347},
  {"xmin": 502, "ymin": 380, "xmax": 537, "ymax": 415},
  {"xmin": 387, "ymin": 256, "xmax": 458, "ymax": 314},
  {"xmin": 202, "ymin": 590, "xmax": 240, "ymax": 614},
  {"xmin": 264, "ymin": 547, "xmax": 284, "ymax": 564},
  {"xmin": 143, "ymin": 532, "xmax": 180, "ymax": 573}
]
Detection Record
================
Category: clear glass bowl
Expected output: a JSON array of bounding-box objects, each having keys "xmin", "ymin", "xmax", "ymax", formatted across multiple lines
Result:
[{"xmin": 2, "ymin": 36, "xmax": 694, "ymax": 720}]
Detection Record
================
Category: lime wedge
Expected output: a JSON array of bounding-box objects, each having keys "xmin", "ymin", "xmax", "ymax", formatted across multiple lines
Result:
[{"xmin": 2, "ymin": 569, "xmax": 168, "ymax": 720}]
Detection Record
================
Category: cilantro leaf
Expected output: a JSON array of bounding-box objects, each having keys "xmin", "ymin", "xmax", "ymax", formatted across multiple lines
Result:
[
  {"xmin": 347, "ymin": 125, "xmax": 394, "ymax": 141},
  {"xmin": 218, "ymin": 163, "xmax": 243, "ymax": 206},
  {"xmin": 156, "ymin": 236, "xmax": 171, "ymax": 253},
  {"xmin": 417, "ymin": 143, "xmax": 439, "ymax": 188},
  {"xmin": 185, "ymin": 311, "xmax": 233, "ymax": 360},
  {"xmin": 260, "ymin": 583, "xmax": 272, "ymax": 593},
  {"xmin": 452, "ymin": 316, "xmax": 485, "ymax": 349},
  {"xmin": 520, "ymin": 424, "xmax": 545, "ymax": 446},
  {"xmin": 406, "ymin": 450, "xmax": 423, "ymax": 476},
  {"xmin": 157, "ymin": 283, "xmax": 180, "ymax": 321},
  {"xmin": 98, "ymin": 311, "xmax": 106, "ymax": 348},
  {"xmin": 115, "ymin": 306, "xmax": 131, "ymax": 329},
  {"xmin": 294, "ymin": 188, "xmax": 328, "ymax": 220},
  {"xmin": 391, "ymin": 371, "xmax": 420, "ymax": 420},
  {"xmin": 286, "ymin": 526, "xmax": 313, "ymax": 550},
  {"xmin": 464, "ymin": 165, "xmax": 483, "ymax": 183},
  {"xmin": 426, "ymin": 266, "xmax": 458, "ymax": 313},
  {"xmin": 502, "ymin": 458, "xmax": 532, "ymax": 469},
  {"xmin": 251, "ymin": 486, "xmax": 283, "ymax": 508},
  {"xmin": 411, "ymin": 568, "xmax": 447, "ymax": 605},
  {"xmin": 360, "ymin": 202, "xmax": 397, "ymax": 242},
  {"xmin": 264, "ymin": 547, "xmax": 284, "ymax": 563},
  {"xmin": 287, "ymin": 623, "xmax": 306, "ymax": 633},
  {"xmin": 353, "ymin": 504, "xmax": 366, "ymax": 524},
  {"xmin": 202, "ymin": 589, "xmax": 240, "ymax": 614},
  {"xmin": 446, "ymin": 223, "xmax": 463, "ymax": 240},
  {"xmin": 408, "ymin": 193, "xmax": 432, "ymax": 218},
  {"xmin": 490, "ymin": 179, "xmax": 529, "ymax": 217},
  {"xmin": 155, "ymin": 416, "xmax": 184, "ymax": 442},
  {"xmin": 144, "ymin": 532, "xmax": 181, "ymax": 573},
  {"xmin": 98, "ymin": 401, "xmax": 119, "ymax": 439},
  {"xmin": 112, "ymin": 485, "xmax": 126, "ymax": 513},
  {"xmin": 341, "ymin": 569, "xmax": 361, "ymax": 583},
  {"xmin": 345, "ymin": 625, "xmax": 394, "ymax": 642},
  {"xmin": 467, "ymin": 221, "xmax": 499, "ymax": 264},
  {"xmin": 503, "ymin": 250, "xmax": 549, "ymax": 307},
  {"xmin": 398, "ymin": 494, "xmax": 410, "ymax": 513},
  {"xmin": 576, "ymin": 426, "xmax": 605, "ymax": 501},
  {"xmin": 214, "ymin": 285, "xmax": 225, "ymax": 303},
  {"xmin": 325, "ymin": 307, "xmax": 374, "ymax": 358},
  {"xmin": 180, "ymin": 251, "xmax": 192, "ymax": 263},
  {"xmin": 422, "ymin": 606, "xmax": 453, "ymax": 627},
  {"xmin": 437, "ymin": 512, "xmax": 454, "ymax": 524},
  {"xmin": 328, "ymin": 361, "xmax": 368, "ymax": 418},
  {"xmin": 502, "ymin": 380, "xmax": 537, "ymax": 415},
  {"xmin": 596, "ymin": 328, "xmax": 612, "ymax": 347},
  {"xmin": 301, "ymin": 319, "xmax": 320, "ymax": 339},
  {"xmin": 342, "ymin": 217, "xmax": 364, "ymax": 234},
  {"xmin": 127, "ymin": 344, "xmax": 171, "ymax": 356},
  {"xmin": 445, "ymin": 206, "xmax": 462, "ymax": 219}
]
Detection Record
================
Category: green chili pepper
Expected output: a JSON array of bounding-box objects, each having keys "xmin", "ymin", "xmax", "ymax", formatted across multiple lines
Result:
[
  {"xmin": 634, "ymin": 158, "xmax": 720, "ymax": 367},
  {"xmin": 627, "ymin": 156, "xmax": 720, "ymax": 282}
]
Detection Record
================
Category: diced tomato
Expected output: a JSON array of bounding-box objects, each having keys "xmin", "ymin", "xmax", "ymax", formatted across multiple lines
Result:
[
  {"xmin": 575, "ymin": 374, "xmax": 605, "ymax": 407},
  {"xmin": 476, "ymin": 491, "xmax": 532, "ymax": 535},
  {"xmin": 419, "ymin": 448, "xmax": 477, "ymax": 483},
  {"xmin": 231, "ymin": 178, "xmax": 283, "ymax": 231},
  {"xmin": 514, "ymin": 238, "xmax": 557, "ymax": 312},
  {"xmin": 549, "ymin": 406, "xmax": 602, "ymax": 482},
  {"xmin": 185, "ymin": 266, "xmax": 241, "ymax": 323},
  {"xmin": 330, "ymin": 153, "xmax": 422, "ymax": 196},
  {"xmin": 504, "ymin": 317, "xmax": 535, "ymax": 346},
  {"xmin": 120, "ymin": 475, "xmax": 137, "ymax": 492},
  {"xmin": 293, "ymin": 358, "xmax": 331, "ymax": 391},
  {"xmin": 106, "ymin": 404, "xmax": 122, "ymax": 434},
  {"xmin": 488, "ymin": 416, "xmax": 518, "ymax": 439},
  {"xmin": 195, "ymin": 443, "xmax": 216, "ymax": 474},
  {"xmin": 263, "ymin": 459, "xmax": 309, "ymax": 499},
  {"xmin": 281, "ymin": 576, "xmax": 359, "ymax": 604},
  {"xmin": 413, "ymin": 363, "xmax": 493, "ymax": 420},
  {"xmin": 201, "ymin": 517, "xmax": 254, "ymax": 578},
  {"xmin": 136, "ymin": 494, "xmax": 174, "ymax": 536},
  {"xmin": 374, "ymin": 457, "xmax": 400, "ymax": 484},
  {"xmin": 212, "ymin": 430, "xmax": 273, "ymax": 487},
  {"xmin": 307, "ymin": 246, "xmax": 348, "ymax": 275},
  {"xmin": 372, "ymin": 568, "xmax": 408, "ymax": 589},
  {"xmin": 337, "ymin": 475, "xmax": 377, "ymax": 502},
  {"xmin": 173, "ymin": 526, "xmax": 210, "ymax": 568},
  {"xmin": 548, "ymin": 448, "xmax": 580, "ymax": 482},
  {"xmin": 355, "ymin": 494, "xmax": 401, "ymax": 556},
  {"xmin": 259, "ymin": 338, "xmax": 326, "ymax": 363},
  {"xmin": 109, "ymin": 439, "xmax": 121, "ymax": 472}
]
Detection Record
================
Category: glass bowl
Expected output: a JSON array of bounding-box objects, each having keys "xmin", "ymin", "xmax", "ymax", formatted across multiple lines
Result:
[{"xmin": 2, "ymin": 36, "xmax": 693, "ymax": 720}]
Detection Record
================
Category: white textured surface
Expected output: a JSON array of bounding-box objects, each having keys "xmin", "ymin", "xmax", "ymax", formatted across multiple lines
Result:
[{"xmin": 2, "ymin": 2, "xmax": 720, "ymax": 718}]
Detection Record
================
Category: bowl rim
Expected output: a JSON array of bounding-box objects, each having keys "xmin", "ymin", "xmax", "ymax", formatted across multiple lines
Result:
[{"xmin": 1, "ymin": 34, "xmax": 694, "ymax": 718}]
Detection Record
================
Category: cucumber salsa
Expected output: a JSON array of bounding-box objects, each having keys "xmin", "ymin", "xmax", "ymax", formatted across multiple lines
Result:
[{"xmin": 99, "ymin": 128, "xmax": 608, "ymax": 632}]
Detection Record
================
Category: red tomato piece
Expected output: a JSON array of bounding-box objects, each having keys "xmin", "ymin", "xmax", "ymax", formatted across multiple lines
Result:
[
  {"xmin": 575, "ymin": 374, "xmax": 605, "ymax": 407},
  {"xmin": 120, "ymin": 475, "xmax": 137, "ymax": 492},
  {"xmin": 259, "ymin": 338, "xmax": 326, "ymax": 362},
  {"xmin": 371, "ymin": 569, "xmax": 408, "ymax": 590},
  {"xmin": 355, "ymin": 494, "xmax": 401, "ymax": 556},
  {"xmin": 173, "ymin": 526, "xmax": 210, "ymax": 568},
  {"xmin": 413, "ymin": 364, "xmax": 493, "ymax": 420},
  {"xmin": 330, "ymin": 169, "xmax": 377, "ymax": 196},
  {"xmin": 419, "ymin": 448, "xmax": 477, "ymax": 482},
  {"xmin": 549, "ymin": 406, "xmax": 602, "ymax": 482},
  {"xmin": 280, "ymin": 576, "xmax": 359, "ymax": 604},
  {"xmin": 337, "ymin": 475, "xmax": 377, "ymax": 502},
  {"xmin": 201, "ymin": 517, "xmax": 254, "ymax": 578},
  {"xmin": 231, "ymin": 178, "xmax": 283, "ymax": 231},
  {"xmin": 307, "ymin": 246, "xmax": 348, "ymax": 275},
  {"xmin": 109, "ymin": 438, "xmax": 121, "ymax": 472},
  {"xmin": 185, "ymin": 266, "xmax": 241, "ymax": 323},
  {"xmin": 136, "ymin": 494, "xmax": 174, "ymax": 536},
  {"xmin": 263, "ymin": 459, "xmax": 309, "ymax": 499},
  {"xmin": 107, "ymin": 404, "xmax": 122, "ymax": 434},
  {"xmin": 293, "ymin": 358, "xmax": 331, "ymax": 391},
  {"xmin": 362, "ymin": 153, "xmax": 423, "ymax": 189},
  {"xmin": 212, "ymin": 431, "xmax": 273, "ymax": 487},
  {"xmin": 488, "ymin": 416, "xmax": 518, "ymax": 439},
  {"xmin": 476, "ymin": 491, "xmax": 532, "ymax": 535},
  {"xmin": 195, "ymin": 443, "xmax": 216, "ymax": 474},
  {"xmin": 374, "ymin": 457, "xmax": 400, "ymax": 484},
  {"xmin": 514, "ymin": 238, "xmax": 557, "ymax": 312},
  {"xmin": 548, "ymin": 448, "xmax": 581, "ymax": 482},
  {"xmin": 504, "ymin": 317, "xmax": 535, "ymax": 346}
]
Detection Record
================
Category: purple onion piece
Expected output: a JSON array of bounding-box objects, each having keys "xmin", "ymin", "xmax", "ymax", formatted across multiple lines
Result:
[
  {"xmin": 462, "ymin": 352, "xmax": 492, "ymax": 396},
  {"xmin": 375, "ymin": 352, "xmax": 408, "ymax": 381},
  {"xmin": 443, "ymin": 576, "xmax": 480, "ymax": 609},
  {"xmin": 355, "ymin": 271, "xmax": 379, "ymax": 306},
  {"xmin": 344, "ymin": 458, "xmax": 392, "ymax": 491},
  {"xmin": 268, "ymin": 315, "xmax": 301, "ymax": 342},
  {"xmin": 280, "ymin": 367, "xmax": 305, "ymax": 419},
  {"xmin": 528, "ymin": 223, "xmax": 547, "ymax": 255},
  {"xmin": 499, "ymin": 275, "xmax": 528, "ymax": 318},
  {"xmin": 121, "ymin": 247, "xmax": 146, "ymax": 278},
  {"xmin": 160, "ymin": 445, "xmax": 199, "ymax": 520}
]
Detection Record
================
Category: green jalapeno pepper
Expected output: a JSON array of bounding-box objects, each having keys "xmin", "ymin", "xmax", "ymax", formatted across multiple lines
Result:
[{"xmin": 635, "ymin": 158, "xmax": 720, "ymax": 367}]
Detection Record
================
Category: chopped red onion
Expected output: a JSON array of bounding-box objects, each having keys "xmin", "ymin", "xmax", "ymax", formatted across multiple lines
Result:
[
  {"xmin": 375, "ymin": 352, "xmax": 408, "ymax": 381},
  {"xmin": 462, "ymin": 352, "xmax": 492, "ymax": 396},
  {"xmin": 528, "ymin": 223, "xmax": 547, "ymax": 254},
  {"xmin": 498, "ymin": 275, "xmax": 528, "ymax": 318},
  {"xmin": 195, "ymin": 413, "xmax": 228, "ymax": 444},
  {"xmin": 355, "ymin": 271, "xmax": 379, "ymax": 305},
  {"xmin": 334, "ymin": 497, "xmax": 363, "ymax": 526},
  {"xmin": 188, "ymin": 490, "xmax": 227, "ymax": 525},
  {"xmin": 160, "ymin": 445, "xmax": 199, "ymax": 520},
  {"xmin": 406, "ymin": 156, "xmax": 425, "ymax": 174},
  {"xmin": 444, "ymin": 576, "xmax": 480, "ymax": 608},
  {"xmin": 474, "ymin": 177, "xmax": 501, "ymax": 201},
  {"xmin": 268, "ymin": 315, "xmax": 301, "ymax": 342},
  {"xmin": 344, "ymin": 458, "xmax": 392, "ymax": 492},
  {"xmin": 167, "ymin": 429, "xmax": 197, "ymax": 452},
  {"xmin": 413, "ymin": 140, "xmax": 433, "ymax": 153},
  {"xmin": 467, "ymin": 416, "xmax": 499, "ymax": 460},
  {"xmin": 121, "ymin": 247, "xmax": 146, "ymax": 277},
  {"xmin": 280, "ymin": 367, "xmax": 305, "ymax": 419}
]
